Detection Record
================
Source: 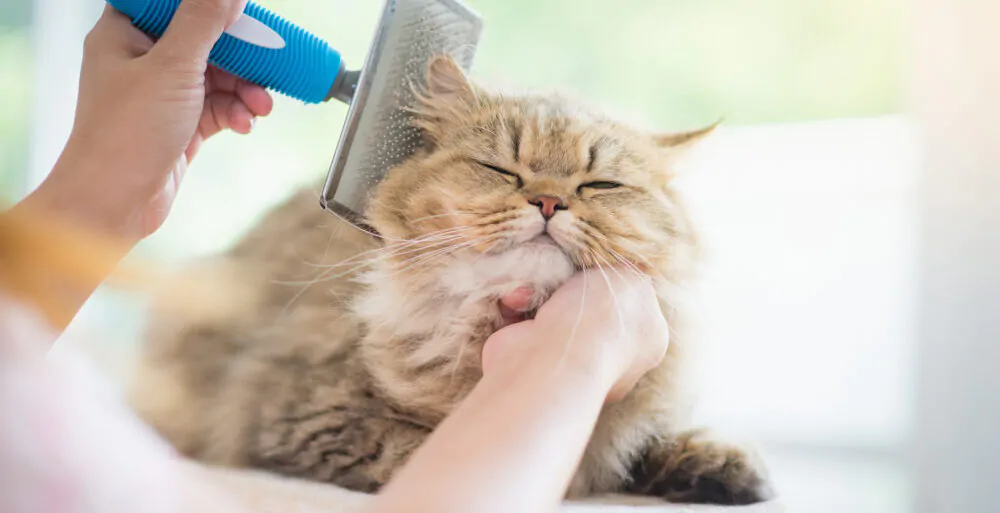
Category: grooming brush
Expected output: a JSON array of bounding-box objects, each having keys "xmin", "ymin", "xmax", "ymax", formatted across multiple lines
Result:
[{"xmin": 104, "ymin": 0, "xmax": 483, "ymax": 225}]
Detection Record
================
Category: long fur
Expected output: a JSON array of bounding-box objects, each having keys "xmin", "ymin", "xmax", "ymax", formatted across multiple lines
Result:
[{"xmin": 129, "ymin": 57, "xmax": 771, "ymax": 504}]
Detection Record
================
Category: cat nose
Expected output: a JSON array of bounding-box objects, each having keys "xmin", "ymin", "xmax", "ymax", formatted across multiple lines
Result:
[{"xmin": 528, "ymin": 195, "xmax": 567, "ymax": 220}]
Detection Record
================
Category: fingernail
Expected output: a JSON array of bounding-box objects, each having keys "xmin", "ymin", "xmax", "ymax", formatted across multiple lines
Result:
[{"xmin": 248, "ymin": 117, "xmax": 257, "ymax": 132}]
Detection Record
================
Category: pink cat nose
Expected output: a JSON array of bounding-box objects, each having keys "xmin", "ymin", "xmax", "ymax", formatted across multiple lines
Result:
[{"xmin": 528, "ymin": 195, "xmax": 567, "ymax": 220}]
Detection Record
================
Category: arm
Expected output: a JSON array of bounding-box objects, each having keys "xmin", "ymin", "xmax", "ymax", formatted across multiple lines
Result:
[
  {"xmin": 370, "ymin": 271, "xmax": 668, "ymax": 513},
  {"xmin": 0, "ymin": 267, "xmax": 664, "ymax": 513},
  {"xmin": 373, "ymin": 337, "xmax": 609, "ymax": 513},
  {"xmin": 10, "ymin": 0, "xmax": 272, "ymax": 330}
]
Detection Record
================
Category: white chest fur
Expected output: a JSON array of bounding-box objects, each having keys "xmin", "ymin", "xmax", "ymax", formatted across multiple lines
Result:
[
  {"xmin": 350, "ymin": 242, "xmax": 575, "ymax": 416},
  {"xmin": 353, "ymin": 241, "xmax": 575, "ymax": 336}
]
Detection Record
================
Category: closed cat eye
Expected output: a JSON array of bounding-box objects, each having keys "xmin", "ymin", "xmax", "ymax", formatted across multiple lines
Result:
[
  {"xmin": 476, "ymin": 161, "xmax": 524, "ymax": 188},
  {"xmin": 578, "ymin": 181, "xmax": 623, "ymax": 191}
]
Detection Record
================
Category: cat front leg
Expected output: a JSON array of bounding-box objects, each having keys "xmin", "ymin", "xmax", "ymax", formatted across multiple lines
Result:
[
  {"xmin": 249, "ymin": 399, "xmax": 432, "ymax": 493},
  {"xmin": 625, "ymin": 429, "xmax": 774, "ymax": 505}
]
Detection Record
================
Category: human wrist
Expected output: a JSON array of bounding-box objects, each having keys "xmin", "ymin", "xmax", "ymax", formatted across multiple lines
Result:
[
  {"xmin": 32, "ymin": 143, "xmax": 143, "ymax": 250},
  {"xmin": 484, "ymin": 322, "xmax": 619, "ymax": 397}
]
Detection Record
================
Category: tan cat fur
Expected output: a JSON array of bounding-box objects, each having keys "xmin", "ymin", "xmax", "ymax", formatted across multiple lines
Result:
[{"xmin": 129, "ymin": 56, "xmax": 770, "ymax": 504}]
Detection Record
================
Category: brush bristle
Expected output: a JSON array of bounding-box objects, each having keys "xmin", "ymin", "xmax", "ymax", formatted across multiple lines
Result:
[{"xmin": 322, "ymin": 0, "xmax": 483, "ymax": 218}]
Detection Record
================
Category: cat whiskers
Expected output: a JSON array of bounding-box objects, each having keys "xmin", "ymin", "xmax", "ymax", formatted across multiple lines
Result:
[
  {"xmin": 591, "ymin": 253, "xmax": 627, "ymax": 340},
  {"xmin": 579, "ymin": 229, "xmax": 656, "ymax": 313},
  {"xmin": 389, "ymin": 231, "xmax": 504, "ymax": 276},
  {"xmin": 588, "ymin": 234, "xmax": 682, "ymax": 325},
  {"xmin": 424, "ymin": 208, "xmax": 519, "ymax": 229},
  {"xmin": 607, "ymin": 248, "xmax": 645, "ymax": 279},
  {"xmin": 338, "ymin": 225, "xmax": 501, "ymax": 282},
  {"xmin": 578, "ymin": 227, "xmax": 655, "ymax": 280},
  {"xmin": 319, "ymin": 192, "xmax": 502, "ymax": 246},
  {"xmin": 276, "ymin": 227, "xmax": 477, "ymax": 315},
  {"xmin": 554, "ymin": 264, "xmax": 588, "ymax": 371},
  {"xmin": 596, "ymin": 246, "xmax": 644, "ymax": 282},
  {"xmin": 593, "ymin": 250, "xmax": 668, "ymax": 342},
  {"xmin": 320, "ymin": 201, "xmax": 412, "ymax": 243},
  {"xmin": 279, "ymin": 227, "xmax": 473, "ymax": 284},
  {"xmin": 408, "ymin": 211, "xmax": 477, "ymax": 225}
]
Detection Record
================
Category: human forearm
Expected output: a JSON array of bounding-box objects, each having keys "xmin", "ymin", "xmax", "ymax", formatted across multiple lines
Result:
[
  {"xmin": 369, "ymin": 342, "xmax": 612, "ymax": 513},
  {"xmin": 3, "ymin": 195, "xmax": 131, "ymax": 331},
  {"xmin": 30, "ymin": 140, "xmax": 153, "ymax": 247},
  {"xmin": 7, "ymin": 0, "xmax": 270, "ymax": 330},
  {"xmin": 370, "ymin": 272, "xmax": 667, "ymax": 513}
]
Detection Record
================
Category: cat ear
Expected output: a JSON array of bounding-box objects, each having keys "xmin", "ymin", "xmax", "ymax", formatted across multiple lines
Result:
[
  {"xmin": 425, "ymin": 55, "xmax": 477, "ymax": 102},
  {"xmin": 413, "ymin": 56, "xmax": 480, "ymax": 144},
  {"xmin": 652, "ymin": 119, "xmax": 722, "ymax": 153}
]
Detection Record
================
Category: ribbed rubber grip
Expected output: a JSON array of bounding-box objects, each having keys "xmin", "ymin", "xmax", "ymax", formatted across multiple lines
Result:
[{"xmin": 109, "ymin": 0, "xmax": 341, "ymax": 104}]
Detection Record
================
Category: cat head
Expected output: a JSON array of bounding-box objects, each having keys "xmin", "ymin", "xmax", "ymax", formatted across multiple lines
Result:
[{"xmin": 365, "ymin": 56, "xmax": 714, "ymax": 283}]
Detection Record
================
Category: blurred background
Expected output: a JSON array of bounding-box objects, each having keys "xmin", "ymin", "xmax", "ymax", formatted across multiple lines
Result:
[{"xmin": 0, "ymin": 0, "xmax": 931, "ymax": 511}]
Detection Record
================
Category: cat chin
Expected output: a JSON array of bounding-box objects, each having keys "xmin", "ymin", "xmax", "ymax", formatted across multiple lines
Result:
[{"xmin": 439, "ymin": 238, "xmax": 576, "ymax": 299}]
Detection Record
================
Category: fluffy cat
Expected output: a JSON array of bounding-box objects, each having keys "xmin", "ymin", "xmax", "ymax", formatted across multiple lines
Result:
[{"xmin": 129, "ymin": 56, "xmax": 772, "ymax": 505}]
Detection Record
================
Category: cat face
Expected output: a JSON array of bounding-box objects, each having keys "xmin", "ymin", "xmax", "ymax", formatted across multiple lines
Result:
[{"xmin": 366, "ymin": 57, "xmax": 712, "ymax": 281}]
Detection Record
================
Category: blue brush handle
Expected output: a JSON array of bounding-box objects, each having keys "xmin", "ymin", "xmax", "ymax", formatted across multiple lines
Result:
[{"xmin": 106, "ymin": 0, "xmax": 343, "ymax": 104}]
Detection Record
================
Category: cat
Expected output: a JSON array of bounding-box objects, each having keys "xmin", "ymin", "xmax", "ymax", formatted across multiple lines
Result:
[{"xmin": 129, "ymin": 56, "xmax": 772, "ymax": 505}]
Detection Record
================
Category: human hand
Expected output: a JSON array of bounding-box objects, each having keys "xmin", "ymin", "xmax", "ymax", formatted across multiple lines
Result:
[
  {"xmin": 33, "ymin": 0, "xmax": 272, "ymax": 243},
  {"xmin": 483, "ymin": 271, "xmax": 669, "ymax": 402}
]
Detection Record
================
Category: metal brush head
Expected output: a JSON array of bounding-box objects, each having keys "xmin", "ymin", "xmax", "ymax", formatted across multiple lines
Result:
[{"xmin": 320, "ymin": 0, "xmax": 483, "ymax": 226}]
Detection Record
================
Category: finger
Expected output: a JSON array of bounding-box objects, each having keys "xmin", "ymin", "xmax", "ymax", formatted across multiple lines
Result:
[
  {"xmin": 207, "ymin": 67, "xmax": 273, "ymax": 116},
  {"xmin": 151, "ymin": 0, "xmax": 248, "ymax": 67},
  {"xmin": 206, "ymin": 65, "xmax": 240, "ymax": 93},
  {"xmin": 228, "ymin": 101, "xmax": 256, "ymax": 135},
  {"xmin": 185, "ymin": 133, "xmax": 204, "ymax": 163},
  {"xmin": 236, "ymin": 81, "xmax": 274, "ymax": 117},
  {"xmin": 85, "ymin": 5, "xmax": 155, "ymax": 58},
  {"xmin": 607, "ymin": 373, "xmax": 642, "ymax": 403},
  {"xmin": 481, "ymin": 322, "xmax": 534, "ymax": 375},
  {"xmin": 198, "ymin": 94, "xmax": 226, "ymax": 138},
  {"xmin": 499, "ymin": 286, "xmax": 533, "ymax": 325},
  {"xmin": 199, "ymin": 92, "xmax": 236, "ymax": 138},
  {"xmin": 499, "ymin": 304, "xmax": 526, "ymax": 325},
  {"xmin": 500, "ymin": 286, "xmax": 534, "ymax": 312},
  {"xmin": 200, "ymin": 92, "xmax": 255, "ymax": 138}
]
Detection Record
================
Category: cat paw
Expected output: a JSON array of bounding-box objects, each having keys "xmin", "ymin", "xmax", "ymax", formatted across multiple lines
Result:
[{"xmin": 630, "ymin": 430, "xmax": 774, "ymax": 505}]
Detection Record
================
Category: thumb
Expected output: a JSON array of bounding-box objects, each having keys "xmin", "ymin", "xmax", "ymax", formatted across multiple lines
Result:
[
  {"xmin": 85, "ymin": 6, "xmax": 154, "ymax": 58},
  {"xmin": 151, "ymin": 0, "xmax": 247, "ymax": 68}
]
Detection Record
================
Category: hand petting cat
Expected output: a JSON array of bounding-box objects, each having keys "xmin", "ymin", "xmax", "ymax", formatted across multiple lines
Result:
[
  {"xmin": 484, "ymin": 271, "xmax": 669, "ymax": 403},
  {"xmin": 0, "ymin": 270, "xmax": 667, "ymax": 513}
]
